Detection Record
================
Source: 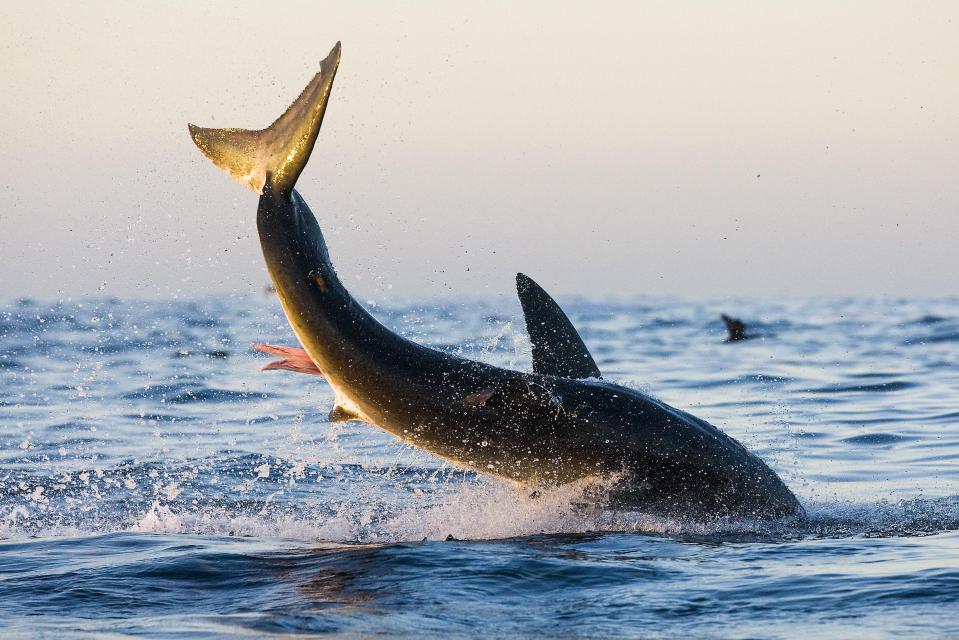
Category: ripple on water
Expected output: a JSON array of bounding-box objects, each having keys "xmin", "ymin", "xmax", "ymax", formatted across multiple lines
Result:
[
  {"xmin": 841, "ymin": 433, "xmax": 917, "ymax": 446},
  {"xmin": 804, "ymin": 380, "xmax": 917, "ymax": 394},
  {"xmin": 904, "ymin": 331, "xmax": 959, "ymax": 345},
  {"xmin": 166, "ymin": 388, "xmax": 275, "ymax": 404}
]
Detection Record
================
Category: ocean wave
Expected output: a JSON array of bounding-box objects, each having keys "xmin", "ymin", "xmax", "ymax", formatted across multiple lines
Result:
[
  {"xmin": 2, "ymin": 455, "xmax": 958, "ymax": 545},
  {"xmin": 803, "ymin": 381, "xmax": 917, "ymax": 394}
]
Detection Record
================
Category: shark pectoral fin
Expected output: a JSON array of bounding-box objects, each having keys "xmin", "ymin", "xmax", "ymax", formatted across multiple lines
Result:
[
  {"xmin": 329, "ymin": 404, "xmax": 363, "ymax": 424},
  {"xmin": 188, "ymin": 42, "xmax": 341, "ymax": 195},
  {"xmin": 515, "ymin": 273, "xmax": 601, "ymax": 379}
]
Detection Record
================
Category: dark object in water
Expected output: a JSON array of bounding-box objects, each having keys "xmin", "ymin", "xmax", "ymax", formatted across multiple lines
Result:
[{"xmin": 721, "ymin": 314, "xmax": 750, "ymax": 342}]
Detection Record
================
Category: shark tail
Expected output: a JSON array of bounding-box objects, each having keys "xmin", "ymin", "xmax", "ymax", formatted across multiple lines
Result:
[{"xmin": 188, "ymin": 42, "xmax": 341, "ymax": 195}]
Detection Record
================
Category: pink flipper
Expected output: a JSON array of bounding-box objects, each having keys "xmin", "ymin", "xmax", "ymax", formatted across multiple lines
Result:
[
  {"xmin": 252, "ymin": 344, "xmax": 310, "ymax": 358},
  {"xmin": 251, "ymin": 344, "xmax": 324, "ymax": 376}
]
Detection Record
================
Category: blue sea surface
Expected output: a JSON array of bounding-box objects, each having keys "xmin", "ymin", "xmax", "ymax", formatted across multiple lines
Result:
[{"xmin": 1, "ymin": 295, "xmax": 958, "ymax": 638}]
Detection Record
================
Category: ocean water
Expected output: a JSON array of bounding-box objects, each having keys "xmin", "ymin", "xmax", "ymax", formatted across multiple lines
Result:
[{"xmin": 1, "ymin": 294, "xmax": 958, "ymax": 638}]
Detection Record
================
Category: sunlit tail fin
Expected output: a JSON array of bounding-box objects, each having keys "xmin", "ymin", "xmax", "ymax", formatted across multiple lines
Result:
[{"xmin": 188, "ymin": 42, "xmax": 341, "ymax": 195}]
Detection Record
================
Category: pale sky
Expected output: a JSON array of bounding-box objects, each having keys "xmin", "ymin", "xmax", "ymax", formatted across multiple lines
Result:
[{"xmin": 1, "ymin": 1, "xmax": 957, "ymax": 299}]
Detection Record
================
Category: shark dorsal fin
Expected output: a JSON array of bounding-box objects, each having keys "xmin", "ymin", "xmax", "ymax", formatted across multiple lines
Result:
[
  {"xmin": 721, "ymin": 314, "xmax": 748, "ymax": 342},
  {"xmin": 516, "ymin": 273, "xmax": 601, "ymax": 379}
]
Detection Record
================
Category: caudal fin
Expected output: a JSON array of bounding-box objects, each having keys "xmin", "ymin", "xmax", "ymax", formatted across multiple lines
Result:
[{"xmin": 188, "ymin": 42, "xmax": 341, "ymax": 195}]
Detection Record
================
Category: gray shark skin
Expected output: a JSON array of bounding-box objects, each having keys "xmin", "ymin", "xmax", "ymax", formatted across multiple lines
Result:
[{"xmin": 189, "ymin": 43, "xmax": 804, "ymax": 521}]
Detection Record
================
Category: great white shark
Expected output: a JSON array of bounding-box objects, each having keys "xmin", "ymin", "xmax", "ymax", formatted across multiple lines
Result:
[{"xmin": 189, "ymin": 43, "xmax": 803, "ymax": 520}]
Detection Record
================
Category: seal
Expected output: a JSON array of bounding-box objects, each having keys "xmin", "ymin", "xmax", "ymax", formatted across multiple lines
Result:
[{"xmin": 189, "ymin": 43, "xmax": 803, "ymax": 520}]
